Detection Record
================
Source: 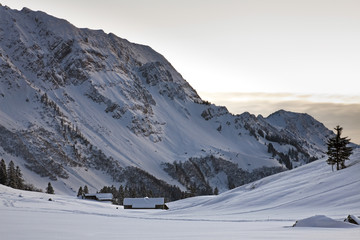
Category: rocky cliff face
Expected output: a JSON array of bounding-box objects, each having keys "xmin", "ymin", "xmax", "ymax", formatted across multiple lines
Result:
[{"xmin": 0, "ymin": 6, "xmax": 336, "ymax": 195}]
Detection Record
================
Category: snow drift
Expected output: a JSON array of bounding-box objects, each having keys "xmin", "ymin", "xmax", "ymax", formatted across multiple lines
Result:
[{"xmin": 293, "ymin": 215, "xmax": 358, "ymax": 228}]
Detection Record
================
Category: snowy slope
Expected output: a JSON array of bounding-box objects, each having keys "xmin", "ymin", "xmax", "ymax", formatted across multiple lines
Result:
[
  {"xmin": 1, "ymin": 149, "xmax": 359, "ymax": 239},
  {"xmin": 163, "ymin": 148, "xmax": 360, "ymax": 221},
  {"xmin": 0, "ymin": 5, "xmax": 350, "ymax": 195}
]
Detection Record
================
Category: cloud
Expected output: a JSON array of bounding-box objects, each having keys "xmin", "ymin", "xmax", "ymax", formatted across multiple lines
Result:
[{"xmin": 200, "ymin": 92, "xmax": 360, "ymax": 144}]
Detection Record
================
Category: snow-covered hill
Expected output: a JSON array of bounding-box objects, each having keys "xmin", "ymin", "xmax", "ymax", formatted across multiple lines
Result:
[
  {"xmin": 166, "ymin": 148, "xmax": 360, "ymax": 221},
  {"xmin": 1, "ymin": 149, "xmax": 359, "ymax": 239},
  {"xmin": 0, "ymin": 5, "xmax": 349, "ymax": 195}
]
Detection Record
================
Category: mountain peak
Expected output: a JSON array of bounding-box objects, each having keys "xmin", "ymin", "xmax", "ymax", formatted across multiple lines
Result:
[{"xmin": 0, "ymin": 5, "xmax": 342, "ymax": 196}]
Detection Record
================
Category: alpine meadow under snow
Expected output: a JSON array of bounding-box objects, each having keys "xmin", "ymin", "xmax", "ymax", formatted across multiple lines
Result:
[
  {"xmin": 1, "ymin": 149, "xmax": 359, "ymax": 239},
  {"xmin": 1, "ymin": 5, "xmax": 360, "ymax": 239}
]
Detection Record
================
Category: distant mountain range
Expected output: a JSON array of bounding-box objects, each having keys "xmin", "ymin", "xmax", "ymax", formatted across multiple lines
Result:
[{"xmin": 0, "ymin": 6, "xmax": 342, "ymax": 196}]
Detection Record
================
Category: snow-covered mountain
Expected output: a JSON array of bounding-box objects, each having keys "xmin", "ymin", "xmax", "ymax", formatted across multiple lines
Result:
[{"xmin": 0, "ymin": 6, "xmax": 343, "ymax": 195}]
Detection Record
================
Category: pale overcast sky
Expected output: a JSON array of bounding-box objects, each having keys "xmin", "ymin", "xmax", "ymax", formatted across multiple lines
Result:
[{"xmin": 2, "ymin": 0, "xmax": 359, "ymax": 143}]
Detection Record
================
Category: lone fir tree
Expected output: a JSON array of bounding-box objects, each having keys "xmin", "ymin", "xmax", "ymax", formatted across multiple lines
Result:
[
  {"xmin": 83, "ymin": 185, "xmax": 89, "ymax": 194},
  {"xmin": 77, "ymin": 186, "xmax": 83, "ymax": 197},
  {"xmin": 46, "ymin": 182, "xmax": 55, "ymax": 194},
  {"xmin": 326, "ymin": 125, "xmax": 353, "ymax": 171}
]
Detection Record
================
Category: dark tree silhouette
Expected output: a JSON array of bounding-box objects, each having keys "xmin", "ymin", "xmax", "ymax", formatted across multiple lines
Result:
[
  {"xmin": 15, "ymin": 166, "xmax": 24, "ymax": 189},
  {"xmin": 77, "ymin": 186, "xmax": 83, "ymax": 197},
  {"xmin": 326, "ymin": 125, "xmax": 353, "ymax": 171},
  {"xmin": 0, "ymin": 159, "xmax": 7, "ymax": 185},
  {"xmin": 83, "ymin": 185, "xmax": 89, "ymax": 194},
  {"xmin": 46, "ymin": 182, "xmax": 55, "ymax": 194},
  {"xmin": 7, "ymin": 161, "xmax": 17, "ymax": 188}
]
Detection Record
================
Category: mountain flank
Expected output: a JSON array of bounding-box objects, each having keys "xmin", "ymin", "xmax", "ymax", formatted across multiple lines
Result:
[{"xmin": 0, "ymin": 5, "xmax": 343, "ymax": 196}]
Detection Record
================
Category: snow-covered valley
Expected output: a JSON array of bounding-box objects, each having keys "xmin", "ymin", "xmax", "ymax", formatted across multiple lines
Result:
[
  {"xmin": 1, "ymin": 5, "xmax": 359, "ymax": 239},
  {"xmin": 1, "ymin": 149, "xmax": 359, "ymax": 239}
]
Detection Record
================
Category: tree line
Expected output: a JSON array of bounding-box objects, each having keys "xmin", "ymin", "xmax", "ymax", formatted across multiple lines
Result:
[
  {"xmin": 0, "ymin": 159, "xmax": 53, "ymax": 193},
  {"xmin": 0, "ymin": 159, "xmax": 24, "ymax": 189},
  {"xmin": 0, "ymin": 159, "xmax": 42, "ymax": 191},
  {"xmin": 77, "ymin": 184, "xmax": 189, "ymax": 205}
]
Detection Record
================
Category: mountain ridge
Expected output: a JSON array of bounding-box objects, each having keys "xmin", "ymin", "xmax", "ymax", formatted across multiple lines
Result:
[{"xmin": 0, "ymin": 6, "xmax": 346, "ymax": 196}]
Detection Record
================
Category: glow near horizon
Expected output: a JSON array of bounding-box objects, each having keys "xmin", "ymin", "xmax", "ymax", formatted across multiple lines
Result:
[
  {"xmin": 210, "ymin": 93, "xmax": 360, "ymax": 105},
  {"xmin": 1, "ymin": 0, "xmax": 360, "ymax": 143}
]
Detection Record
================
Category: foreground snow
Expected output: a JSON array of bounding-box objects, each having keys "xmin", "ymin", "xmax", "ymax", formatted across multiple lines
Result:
[
  {"xmin": 1, "ymin": 150, "xmax": 360, "ymax": 239},
  {"xmin": 293, "ymin": 215, "xmax": 358, "ymax": 228}
]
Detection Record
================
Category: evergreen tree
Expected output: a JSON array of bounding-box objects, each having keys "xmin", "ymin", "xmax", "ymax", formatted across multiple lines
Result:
[
  {"xmin": 110, "ymin": 185, "xmax": 117, "ymax": 204},
  {"xmin": 326, "ymin": 125, "xmax": 353, "ymax": 171},
  {"xmin": 83, "ymin": 185, "xmax": 89, "ymax": 194},
  {"xmin": 214, "ymin": 187, "xmax": 219, "ymax": 195},
  {"xmin": 267, "ymin": 143, "xmax": 276, "ymax": 157},
  {"xmin": 129, "ymin": 187, "xmax": 136, "ymax": 198},
  {"xmin": 46, "ymin": 182, "xmax": 55, "ymax": 194},
  {"xmin": 118, "ymin": 185, "xmax": 124, "ymax": 205},
  {"xmin": 77, "ymin": 186, "xmax": 83, "ymax": 197},
  {"xmin": 7, "ymin": 161, "xmax": 17, "ymax": 188},
  {"xmin": 124, "ymin": 186, "xmax": 129, "ymax": 198},
  {"xmin": 15, "ymin": 166, "xmax": 24, "ymax": 190},
  {"xmin": 0, "ymin": 159, "xmax": 7, "ymax": 185}
]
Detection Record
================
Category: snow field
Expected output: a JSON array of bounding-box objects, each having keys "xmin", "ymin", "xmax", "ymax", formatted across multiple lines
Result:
[
  {"xmin": 0, "ymin": 193, "xmax": 358, "ymax": 240},
  {"xmin": 1, "ymin": 149, "xmax": 359, "ymax": 239},
  {"xmin": 2, "ymin": 208, "xmax": 357, "ymax": 240}
]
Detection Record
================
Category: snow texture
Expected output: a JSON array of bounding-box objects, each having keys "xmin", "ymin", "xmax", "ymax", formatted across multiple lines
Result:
[{"xmin": 1, "ymin": 149, "xmax": 360, "ymax": 239}]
